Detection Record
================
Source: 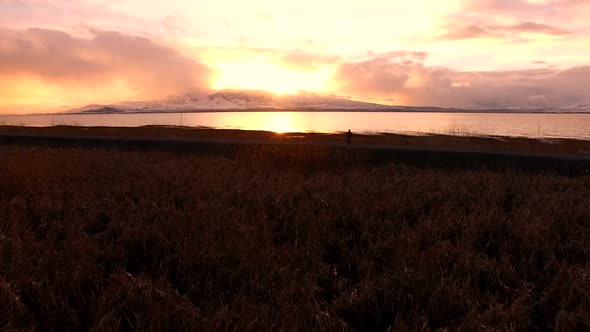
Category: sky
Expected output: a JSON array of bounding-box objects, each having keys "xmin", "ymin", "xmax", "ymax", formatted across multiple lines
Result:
[{"xmin": 1, "ymin": 0, "xmax": 589, "ymax": 113}]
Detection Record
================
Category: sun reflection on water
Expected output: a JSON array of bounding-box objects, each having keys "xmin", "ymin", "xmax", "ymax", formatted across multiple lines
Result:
[
  {"xmin": 267, "ymin": 113, "xmax": 296, "ymax": 133},
  {"xmin": 251, "ymin": 112, "xmax": 303, "ymax": 133}
]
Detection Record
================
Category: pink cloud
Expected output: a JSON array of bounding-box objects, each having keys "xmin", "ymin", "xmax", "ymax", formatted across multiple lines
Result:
[
  {"xmin": 0, "ymin": 0, "xmax": 151, "ymax": 34},
  {"xmin": 336, "ymin": 58, "xmax": 414, "ymax": 96},
  {"xmin": 490, "ymin": 21, "xmax": 572, "ymax": 35},
  {"xmin": 161, "ymin": 14, "xmax": 188, "ymax": 35},
  {"xmin": 439, "ymin": 21, "xmax": 573, "ymax": 40},
  {"xmin": 440, "ymin": 24, "xmax": 493, "ymax": 40},
  {"xmin": 0, "ymin": 27, "xmax": 213, "ymax": 99},
  {"xmin": 334, "ymin": 55, "xmax": 590, "ymax": 109}
]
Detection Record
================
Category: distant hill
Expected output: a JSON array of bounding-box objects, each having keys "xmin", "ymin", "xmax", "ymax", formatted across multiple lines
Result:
[
  {"xmin": 65, "ymin": 90, "xmax": 394, "ymax": 113},
  {"xmin": 65, "ymin": 90, "xmax": 590, "ymax": 114}
]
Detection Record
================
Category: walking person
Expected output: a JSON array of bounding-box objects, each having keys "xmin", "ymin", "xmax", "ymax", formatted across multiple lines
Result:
[{"xmin": 346, "ymin": 129, "xmax": 352, "ymax": 146}]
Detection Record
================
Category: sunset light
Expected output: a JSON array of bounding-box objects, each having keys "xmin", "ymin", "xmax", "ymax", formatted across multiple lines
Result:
[
  {"xmin": 211, "ymin": 61, "xmax": 336, "ymax": 95},
  {"xmin": 1, "ymin": 0, "xmax": 588, "ymax": 113},
  {"xmin": 264, "ymin": 113, "xmax": 302, "ymax": 133},
  {"xmin": 3, "ymin": 1, "xmax": 590, "ymax": 330}
]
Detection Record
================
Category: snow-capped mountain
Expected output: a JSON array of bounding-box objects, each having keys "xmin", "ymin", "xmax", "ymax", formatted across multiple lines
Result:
[
  {"xmin": 64, "ymin": 90, "xmax": 590, "ymax": 114},
  {"xmin": 65, "ymin": 90, "xmax": 395, "ymax": 113}
]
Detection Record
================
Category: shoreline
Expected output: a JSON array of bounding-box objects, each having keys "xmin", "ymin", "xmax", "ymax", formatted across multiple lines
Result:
[
  {"xmin": 1, "ymin": 124, "xmax": 590, "ymax": 156},
  {"xmin": 2, "ymin": 125, "xmax": 590, "ymax": 176},
  {"xmin": 64, "ymin": 110, "xmax": 590, "ymax": 115}
]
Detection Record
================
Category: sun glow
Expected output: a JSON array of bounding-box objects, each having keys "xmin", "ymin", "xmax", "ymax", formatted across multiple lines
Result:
[
  {"xmin": 266, "ymin": 113, "xmax": 302, "ymax": 133},
  {"xmin": 235, "ymin": 112, "xmax": 304, "ymax": 133},
  {"xmin": 211, "ymin": 61, "xmax": 335, "ymax": 95}
]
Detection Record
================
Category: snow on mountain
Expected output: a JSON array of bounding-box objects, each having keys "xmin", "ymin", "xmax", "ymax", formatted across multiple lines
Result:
[
  {"xmin": 65, "ymin": 90, "xmax": 590, "ymax": 114},
  {"xmin": 64, "ymin": 104, "xmax": 135, "ymax": 113},
  {"xmin": 66, "ymin": 90, "xmax": 394, "ymax": 113}
]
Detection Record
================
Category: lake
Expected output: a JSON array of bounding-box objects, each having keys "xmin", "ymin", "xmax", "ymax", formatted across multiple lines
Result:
[{"xmin": 1, "ymin": 111, "xmax": 589, "ymax": 140}]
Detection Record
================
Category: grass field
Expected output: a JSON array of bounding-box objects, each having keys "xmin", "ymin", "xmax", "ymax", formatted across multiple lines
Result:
[{"xmin": 1, "ymin": 132, "xmax": 589, "ymax": 330}]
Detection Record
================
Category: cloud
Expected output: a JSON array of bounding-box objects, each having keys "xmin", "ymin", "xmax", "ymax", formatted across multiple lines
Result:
[
  {"xmin": 0, "ymin": 0, "xmax": 153, "ymax": 34},
  {"xmin": 256, "ymin": 13, "xmax": 272, "ymax": 20},
  {"xmin": 461, "ymin": 0, "xmax": 561, "ymax": 15},
  {"xmin": 0, "ymin": 27, "xmax": 213, "ymax": 106},
  {"xmin": 279, "ymin": 51, "xmax": 341, "ymax": 71},
  {"xmin": 490, "ymin": 21, "xmax": 572, "ymax": 35},
  {"xmin": 161, "ymin": 14, "xmax": 188, "ymax": 35},
  {"xmin": 335, "ymin": 58, "xmax": 415, "ymax": 96},
  {"xmin": 463, "ymin": 0, "xmax": 587, "ymax": 14},
  {"xmin": 334, "ymin": 51, "xmax": 429, "ymax": 97},
  {"xmin": 334, "ymin": 55, "xmax": 590, "ymax": 109},
  {"xmin": 440, "ymin": 21, "xmax": 572, "ymax": 40},
  {"xmin": 440, "ymin": 24, "xmax": 493, "ymax": 40},
  {"xmin": 374, "ymin": 51, "xmax": 428, "ymax": 61}
]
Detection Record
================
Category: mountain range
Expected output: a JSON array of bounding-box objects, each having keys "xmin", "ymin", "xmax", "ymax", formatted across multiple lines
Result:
[{"xmin": 65, "ymin": 90, "xmax": 590, "ymax": 114}]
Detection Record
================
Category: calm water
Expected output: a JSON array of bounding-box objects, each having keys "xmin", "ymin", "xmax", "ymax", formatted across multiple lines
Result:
[{"xmin": 1, "ymin": 112, "xmax": 589, "ymax": 140}]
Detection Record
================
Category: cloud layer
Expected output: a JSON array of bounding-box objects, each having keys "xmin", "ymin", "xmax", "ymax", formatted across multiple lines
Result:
[
  {"xmin": 440, "ymin": 21, "xmax": 573, "ymax": 40},
  {"xmin": 335, "ymin": 55, "xmax": 590, "ymax": 109},
  {"xmin": 0, "ymin": 0, "xmax": 589, "ymax": 112},
  {"xmin": 0, "ymin": 27, "xmax": 212, "ymax": 110}
]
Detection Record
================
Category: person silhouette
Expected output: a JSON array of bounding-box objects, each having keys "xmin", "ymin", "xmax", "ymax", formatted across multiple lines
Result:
[{"xmin": 346, "ymin": 129, "xmax": 352, "ymax": 146}]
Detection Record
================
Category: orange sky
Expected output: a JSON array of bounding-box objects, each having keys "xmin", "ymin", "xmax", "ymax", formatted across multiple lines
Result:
[{"xmin": 1, "ymin": 0, "xmax": 590, "ymax": 113}]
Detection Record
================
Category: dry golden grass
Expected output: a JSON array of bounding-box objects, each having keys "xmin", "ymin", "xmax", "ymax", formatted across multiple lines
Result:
[{"xmin": 1, "ymin": 142, "xmax": 589, "ymax": 331}]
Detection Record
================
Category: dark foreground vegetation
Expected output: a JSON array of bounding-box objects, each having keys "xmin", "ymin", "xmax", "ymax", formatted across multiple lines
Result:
[{"xmin": 1, "ymin": 141, "xmax": 589, "ymax": 330}]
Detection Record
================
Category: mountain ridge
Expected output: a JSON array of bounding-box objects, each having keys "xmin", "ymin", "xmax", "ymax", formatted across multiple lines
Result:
[{"xmin": 65, "ymin": 90, "xmax": 590, "ymax": 114}]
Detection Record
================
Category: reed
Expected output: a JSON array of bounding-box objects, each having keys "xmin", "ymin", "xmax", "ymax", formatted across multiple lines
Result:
[{"xmin": 0, "ymin": 143, "xmax": 589, "ymax": 330}]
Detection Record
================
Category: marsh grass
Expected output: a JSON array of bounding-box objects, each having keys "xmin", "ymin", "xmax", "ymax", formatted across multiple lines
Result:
[
  {"xmin": 426, "ymin": 121, "xmax": 477, "ymax": 137},
  {"xmin": 0, "ymin": 143, "xmax": 589, "ymax": 331}
]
